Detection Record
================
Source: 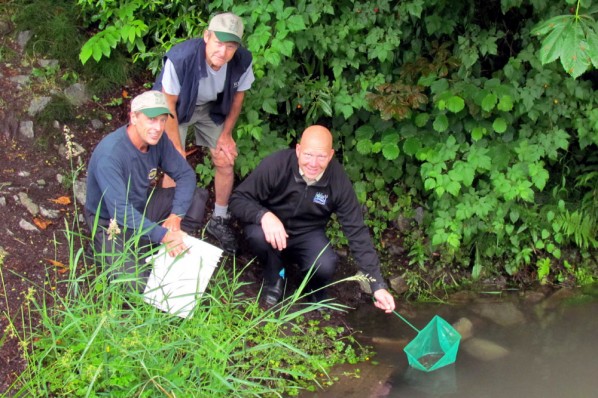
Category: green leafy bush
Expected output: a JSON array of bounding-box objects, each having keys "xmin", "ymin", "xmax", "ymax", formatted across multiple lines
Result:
[{"xmin": 67, "ymin": 0, "xmax": 598, "ymax": 286}]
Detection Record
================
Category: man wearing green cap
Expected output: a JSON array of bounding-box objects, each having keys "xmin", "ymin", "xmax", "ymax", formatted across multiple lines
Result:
[
  {"xmin": 154, "ymin": 12, "xmax": 255, "ymax": 254},
  {"xmin": 85, "ymin": 90, "xmax": 208, "ymax": 291}
]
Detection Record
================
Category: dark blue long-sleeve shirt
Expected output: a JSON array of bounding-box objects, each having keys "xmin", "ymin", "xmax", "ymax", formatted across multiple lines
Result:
[{"xmin": 85, "ymin": 125, "xmax": 196, "ymax": 243}]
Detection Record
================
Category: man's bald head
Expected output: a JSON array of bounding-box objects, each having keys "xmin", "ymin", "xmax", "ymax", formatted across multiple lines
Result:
[
  {"xmin": 299, "ymin": 125, "xmax": 333, "ymax": 150},
  {"xmin": 296, "ymin": 125, "xmax": 335, "ymax": 181}
]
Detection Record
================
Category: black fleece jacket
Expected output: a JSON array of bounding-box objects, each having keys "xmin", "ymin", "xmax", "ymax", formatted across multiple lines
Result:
[{"xmin": 229, "ymin": 149, "xmax": 388, "ymax": 292}]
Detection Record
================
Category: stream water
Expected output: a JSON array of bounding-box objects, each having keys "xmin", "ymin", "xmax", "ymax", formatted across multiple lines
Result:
[{"xmin": 300, "ymin": 284, "xmax": 598, "ymax": 398}]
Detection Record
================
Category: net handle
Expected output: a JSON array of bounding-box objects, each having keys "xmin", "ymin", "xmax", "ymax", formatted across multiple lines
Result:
[
  {"xmin": 372, "ymin": 298, "xmax": 421, "ymax": 333},
  {"xmin": 392, "ymin": 310, "xmax": 421, "ymax": 334}
]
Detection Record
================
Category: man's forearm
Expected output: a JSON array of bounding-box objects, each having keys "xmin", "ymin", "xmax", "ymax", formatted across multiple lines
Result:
[
  {"xmin": 165, "ymin": 116, "xmax": 184, "ymax": 154},
  {"xmin": 162, "ymin": 91, "xmax": 185, "ymax": 156}
]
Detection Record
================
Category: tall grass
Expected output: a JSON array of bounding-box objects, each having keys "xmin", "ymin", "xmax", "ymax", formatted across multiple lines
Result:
[
  {"xmin": 2, "ymin": 217, "xmax": 371, "ymax": 397},
  {"xmin": 0, "ymin": 123, "xmax": 373, "ymax": 397}
]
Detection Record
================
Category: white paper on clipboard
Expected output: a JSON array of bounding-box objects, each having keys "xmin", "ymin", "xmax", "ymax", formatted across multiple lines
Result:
[{"xmin": 143, "ymin": 235, "xmax": 223, "ymax": 318}]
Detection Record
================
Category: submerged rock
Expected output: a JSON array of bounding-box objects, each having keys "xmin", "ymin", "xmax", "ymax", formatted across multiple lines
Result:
[
  {"xmin": 471, "ymin": 301, "xmax": 525, "ymax": 327},
  {"xmin": 462, "ymin": 337, "xmax": 509, "ymax": 361},
  {"xmin": 451, "ymin": 317, "xmax": 473, "ymax": 340}
]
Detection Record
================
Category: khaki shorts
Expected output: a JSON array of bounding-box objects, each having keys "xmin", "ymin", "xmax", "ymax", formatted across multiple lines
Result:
[{"xmin": 178, "ymin": 103, "xmax": 223, "ymax": 149}]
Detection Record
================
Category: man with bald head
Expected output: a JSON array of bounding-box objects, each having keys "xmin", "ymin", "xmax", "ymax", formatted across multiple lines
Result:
[{"xmin": 229, "ymin": 125, "xmax": 396, "ymax": 313}]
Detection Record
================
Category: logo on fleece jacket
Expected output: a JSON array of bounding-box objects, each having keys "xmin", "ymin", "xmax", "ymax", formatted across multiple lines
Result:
[{"xmin": 313, "ymin": 192, "xmax": 328, "ymax": 206}]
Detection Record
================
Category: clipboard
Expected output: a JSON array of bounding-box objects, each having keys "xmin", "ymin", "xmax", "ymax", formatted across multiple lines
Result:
[{"xmin": 143, "ymin": 235, "xmax": 223, "ymax": 318}]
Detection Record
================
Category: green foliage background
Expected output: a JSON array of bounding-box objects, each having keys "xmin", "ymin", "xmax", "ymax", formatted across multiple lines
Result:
[{"xmin": 22, "ymin": 0, "xmax": 598, "ymax": 284}]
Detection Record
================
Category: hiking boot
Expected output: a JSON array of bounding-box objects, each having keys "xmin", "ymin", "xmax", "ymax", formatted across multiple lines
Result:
[
  {"xmin": 206, "ymin": 215, "xmax": 238, "ymax": 254},
  {"xmin": 260, "ymin": 278, "xmax": 284, "ymax": 308}
]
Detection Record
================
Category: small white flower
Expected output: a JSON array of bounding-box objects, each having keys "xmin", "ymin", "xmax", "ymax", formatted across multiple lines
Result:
[{"xmin": 107, "ymin": 218, "xmax": 121, "ymax": 241}]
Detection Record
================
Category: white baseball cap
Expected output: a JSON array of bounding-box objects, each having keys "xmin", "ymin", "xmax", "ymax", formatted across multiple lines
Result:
[{"xmin": 131, "ymin": 91, "xmax": 173, "ymax": 118}]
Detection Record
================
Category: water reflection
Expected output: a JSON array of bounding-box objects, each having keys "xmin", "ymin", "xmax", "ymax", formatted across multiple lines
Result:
[{"xmin": 300, "ymin": 286, "xmax": 598, "ymax": 398}]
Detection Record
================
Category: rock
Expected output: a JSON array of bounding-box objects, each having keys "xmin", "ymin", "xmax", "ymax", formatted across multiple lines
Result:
[
  {"xmin": 480, "ymin": 275, "xmax": 508, "ymax": 290},
  {"xmin": 28, "ymin": 96, "xmax": 52, "ymax": 116},
  {"xmin": 38, "ymin": 59, "xmax": 59, "ymax": 69},
  {"xmin": 414, "ymin": 206, "xmax": 424, "ymax": 226},
  {"xmin": 18, "ymin": 171, "xmax": 31, "ymax": 178},
  {"xmin": 0, "ymin": 20, "xmax": 13, "ymax": 36},
  {"xmin": 36, "ymin": 179, "xmax": 46, "ymax": 186},
  {"xmin": 9, "ymin": 75, "xmax": 30, "ymax": 86},
  {"xmin": 40, "ymin": 206, "xmax": 60, "ymax": 219},
  {"xmin": 521, "ymin": 290, "xmax": 546, "ymax": 304},
  {"xmin": 91, "ymin": 119, "xmax": 104, "ymax": 130},
  {"xmin": 1, "ymin": 113, "xmax": 18, "ymax": 140},
  {"xmin": 539, "ymin": 287, "xmax": 577, "ymax": 310},
  {"xmin": 462, "ymin": 337, "xmax": 509, "ymax": 361},
  {"xmin": 354, "ymin": 271, "xmax": 372, "ymax": 294},
  {"xmin": 64, "ymin": 83, "xmax": 90, "ymax": 106},
  {"xmin": 18, "ymin": 192, "xmax": 39, "ymax": 216},
  {"xmin": 370, "ymin": 336, "xmax": 410, "ymax": 348},
  {"xmin": 17, "ymin": 30, "xmax": 33, "ymax": 49},
  {"xmin": 451, "ymin": 317, "xmax": 473, "ymax": 340},
  {"xmin": 73, "ymin": 179, "xmax": 86, "ymax": 205},
  {"xmin": 448, "ymin": 290, "xmax": 477, "ymax": 304},
  {"xmin": 389, "ymin": 275, "xmax": 408, "ymax": 295},
  {"xmin": 19, "ymin": 218, "xmax": 38, "ymax": 232},
  {"xmin": 57, "ymin": 142, "xmax": 86, "ymax": 159},
  {"xmin": 395, "ymin": 214, "xmax": 412, "ymax": 233},
  {"xmin": 56, "ymin": 174, "xmax": 64, "ymax": 184},
  {"xmin": 336, "ymin": 247, "xmax": 348, "ymax": 258},
  {"xmin": 0, "ymin": 196, "xmax": 5, "ymax": 206},
  {"xmin": 471, "ymin": 301, "xmax": 526, "ymax": 327},
  {"xmin": 19, "ymin": 120, "xmax": 34, "ymax": 139},
  {"xmin": 387, "ymin": 243, "xmax": 406, "ymax": 256}
]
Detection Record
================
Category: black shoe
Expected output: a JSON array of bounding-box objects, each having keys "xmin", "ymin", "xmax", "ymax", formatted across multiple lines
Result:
[
  {"xmin": 206, "ymin": 215, "xmax": 238, "ymax": 254},
  {"xmin": 261, "ymin": 278, "xmax": 284, "ymax": 308}
]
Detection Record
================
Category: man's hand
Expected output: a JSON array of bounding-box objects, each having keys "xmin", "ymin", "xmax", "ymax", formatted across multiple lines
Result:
[
  {"xmin": 161, "ymin": 214, "xmax": 186, "ymax": 257},
  {"xmin": 215, "ymin": 133, "xmax": 238, "ymax": 166},
  {"xmin": 161, "ymin": 175, "xmax": 176, "ymax": 188},
  {"xmin": 261, "ymin": 211, "xmax": 288, "ymax": 251},
  {"xmin": 373, "ymin": 289, "xmax": 396, "ymax": 313},
  {"xmin": 162, "ymin": 213, "xmax": 182, "ymax": 232},
  {"xmin": 161, "ymin": 229, "xmax": 188, "ymax": 257}
]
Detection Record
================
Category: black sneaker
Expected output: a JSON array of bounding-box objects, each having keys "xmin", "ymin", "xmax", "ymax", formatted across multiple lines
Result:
[{"xmin": 206, "ymin": 215, "xmax": 238, "ymax": 254}]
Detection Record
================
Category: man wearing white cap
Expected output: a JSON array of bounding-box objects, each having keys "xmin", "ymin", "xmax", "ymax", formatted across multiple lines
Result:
[
  {"xmin": 154, "ymin": 12, "xmax": 255, "ymax": 254},
  {"xmin": 85, "ymin": 90, "xmax": 208, "ymax": 291}
]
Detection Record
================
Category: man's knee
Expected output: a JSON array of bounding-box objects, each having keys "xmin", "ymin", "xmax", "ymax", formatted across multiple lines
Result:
[
  {"xmin": 304, "ymin": 248, "xmax": 338, "ymax": 280},
  {"xmin": 210, "ymin": 149, "xmax": 236, "ymax": 170},
  {"xmin": 244, "ymin": 224, "xmax": 270, "ymax": 254},
  {"xmin": 315, "ymin": 250, "xmax": 338, "ymax": 278},
  {"xmin": 181, "ymin": 188, "xmax": 208, "ymax": 232}
]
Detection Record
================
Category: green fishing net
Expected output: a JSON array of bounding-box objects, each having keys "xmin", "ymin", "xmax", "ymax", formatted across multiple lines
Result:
[{"xmin": 403, "ymin": 315, "xmax": 461, "ymax": 372}]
